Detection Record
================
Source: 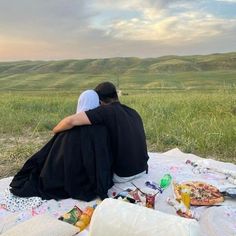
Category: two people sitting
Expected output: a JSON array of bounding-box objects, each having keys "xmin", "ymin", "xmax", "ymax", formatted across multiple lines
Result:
[{"xmin": 10, "ymin": 82, "xmax": 149, "ymax": 201}]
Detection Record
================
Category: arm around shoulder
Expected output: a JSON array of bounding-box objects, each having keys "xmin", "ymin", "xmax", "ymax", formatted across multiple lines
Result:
[{"xmin": 52, "ymin": 112, "xmax": 91, "ymax": 134}]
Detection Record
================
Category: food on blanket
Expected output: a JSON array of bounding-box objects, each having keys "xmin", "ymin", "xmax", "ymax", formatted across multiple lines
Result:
[
  {"xmin": 75, "ymin": 220, "xmax": 87, "ymax": 231},
  {"xmin": 58, "ymin": 205, "xmax": 83, "ymax": 225},
  {"xmin": 75, "ymin": 208, "xmax": 94, "ymax": 231},
  {"xmin": 167, "ymin": 197, "xmax": 200, "ymax": 220},
  {"xmin": 84, "ymin": 206, "xmax": 95, "ymax": 217},
  {"xmin": 80, "ymin": 214, "xmax": 91, "ymax": 225},
  {"xmin": 74, "ymin": 205, "xmax": 97, "ymax": 231},
  {"xmin": 174, "ymin": 181, "xmax": 224, "ymax": 206},
  {"xmin": 176, "ymin": 209, "xmax": 192, "ymax": 219}
]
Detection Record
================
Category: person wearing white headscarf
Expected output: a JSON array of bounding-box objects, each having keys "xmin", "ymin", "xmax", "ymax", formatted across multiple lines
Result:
[
  {"xmin": 76, "ymin": 90, "xmax": 100, "ymax": 113},
  {"xmin": 10, "ymin": 90, "xmax": 113, "ymax": 202}
]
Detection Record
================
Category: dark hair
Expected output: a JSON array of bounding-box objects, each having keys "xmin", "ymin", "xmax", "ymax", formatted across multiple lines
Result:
[{"xmin": 95, "ymin": 82, "xmax": 118, "ymax": 103}]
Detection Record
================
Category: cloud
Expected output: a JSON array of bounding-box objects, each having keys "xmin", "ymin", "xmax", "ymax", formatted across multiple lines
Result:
[
  {"xmin": 215, "ymin": 0, "xmax": 236, "ymax": 3},
  {"xmin": 0, "ymin": 0, "xmax": 235, "ymax": 60},
  {"xmin": 100, "ymin": 5, "xmax": 236, "ymax": 45},
  {"xmin": 90, "ymin": 0, "xmax": 188, "ymax": 11}
]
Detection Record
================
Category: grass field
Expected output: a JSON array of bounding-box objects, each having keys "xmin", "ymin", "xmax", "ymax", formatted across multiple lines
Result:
[
  {"xmin": 0, "ymin": 90, "xmax": 235, "ymax": 178},
  {"xmin": 0, "ymin": 70, "xmax": 235, "ymax": 91},
  {"xmin": 0, "ymin": 53, "xmax": 235, "ymax": 178}
]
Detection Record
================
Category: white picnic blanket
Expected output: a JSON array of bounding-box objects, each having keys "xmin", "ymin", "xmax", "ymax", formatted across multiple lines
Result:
[{"xmin": 0, "ymin": 148, "xmax": 236, "ymax": 236}]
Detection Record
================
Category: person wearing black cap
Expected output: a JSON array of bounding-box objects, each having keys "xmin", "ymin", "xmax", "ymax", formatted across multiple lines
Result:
[{"xmin": 53, "ymin": 82, "xmax": 149, "ymax": 182}]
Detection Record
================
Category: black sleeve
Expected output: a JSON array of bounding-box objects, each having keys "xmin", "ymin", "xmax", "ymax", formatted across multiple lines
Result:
[{"xmin": 85, "ymin": 106, "xmax": 108, "ymax": 125}]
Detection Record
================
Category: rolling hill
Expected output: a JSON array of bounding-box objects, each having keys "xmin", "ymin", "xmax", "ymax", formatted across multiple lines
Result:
[{"xmin": 0, "ymin": 52, "xmax": 236, "ymax": 91}]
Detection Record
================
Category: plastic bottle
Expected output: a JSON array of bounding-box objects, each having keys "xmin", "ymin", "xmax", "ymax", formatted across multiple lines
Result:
[
  {"xmin": 75, "ymin": 205, "xmax": 96, "ymax": 231},
  {"xmin": 159, "ymin": 174, "xmax": 172, "ymax": 189},
  {"xmin": 180, "ymin": 187, "xmax": 191, "ymax": 209}
]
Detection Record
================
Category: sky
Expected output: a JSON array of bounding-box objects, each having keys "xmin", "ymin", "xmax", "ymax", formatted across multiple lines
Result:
[{"xmin": 0, "ymin": 0, "xmax": 236, "ymax": 61}]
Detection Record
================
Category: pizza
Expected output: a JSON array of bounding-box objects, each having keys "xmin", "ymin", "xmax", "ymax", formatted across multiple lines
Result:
[{"xmin": 173, "ymin": 181, "xmax": 224, "ymax": 206}]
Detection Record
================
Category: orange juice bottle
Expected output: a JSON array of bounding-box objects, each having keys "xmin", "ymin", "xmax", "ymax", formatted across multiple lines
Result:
[
  {"xmin": 181, "ymin": 187, "xmax": 191, "ymax": 209},
  {"xmin": 75, "ymin": 206, "xmax": 96, "ymax": 231}
]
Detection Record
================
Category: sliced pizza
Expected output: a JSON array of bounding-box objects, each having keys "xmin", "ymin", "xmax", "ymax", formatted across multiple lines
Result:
[{"xmin": 174, "ymin": 181, "xmax": 224, "ymax": 206}]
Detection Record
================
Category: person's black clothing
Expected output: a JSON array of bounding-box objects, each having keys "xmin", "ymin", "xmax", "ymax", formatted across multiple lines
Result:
[
  {"xmin": 10, "ymin": 126, "xmax": 113, "ymax": 201},
  {"xmin": 86, "ymin": 102, "xmax": 149, "ymax": 177}
]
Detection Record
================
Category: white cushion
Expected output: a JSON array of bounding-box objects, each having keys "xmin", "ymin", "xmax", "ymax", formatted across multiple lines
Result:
[
  {"xmin": 1, "ymin": 214, "xmax": 79, "ymax": 236},
  {"xmin": 89, "ymin": 198, "xmax": 200, "ymax": 236}
]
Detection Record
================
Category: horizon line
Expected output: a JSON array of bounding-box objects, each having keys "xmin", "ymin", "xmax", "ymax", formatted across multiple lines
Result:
[{"xmin": 1, "ymin": 51, "xmax": 235, "ymax": 63}]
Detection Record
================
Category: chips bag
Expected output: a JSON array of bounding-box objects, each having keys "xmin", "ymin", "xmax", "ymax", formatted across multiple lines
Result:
[{"xmin": 58, "ymin": 205, "xmax": 83, "ymax": 225}]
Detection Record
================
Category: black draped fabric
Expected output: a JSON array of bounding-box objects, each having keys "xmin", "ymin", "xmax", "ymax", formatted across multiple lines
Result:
[{"xmin": 9, "ymin": 125, "xmax": 113, "ymax": 201}]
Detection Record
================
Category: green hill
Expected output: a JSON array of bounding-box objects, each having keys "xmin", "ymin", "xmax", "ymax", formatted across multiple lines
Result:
[{"xmin": 0, "ymin": 52, "xmax": 236, "ymax": 91}]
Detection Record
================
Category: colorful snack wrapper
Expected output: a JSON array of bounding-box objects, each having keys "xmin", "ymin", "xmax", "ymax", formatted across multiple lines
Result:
[{"xmin": 58, "ymin": 205, "xmax": 83, "ymax": 225}]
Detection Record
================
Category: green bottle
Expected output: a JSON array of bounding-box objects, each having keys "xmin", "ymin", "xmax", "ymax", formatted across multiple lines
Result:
[{"xmin": 160, "ymin": 174, "xmax": 172, "ymax": 189}]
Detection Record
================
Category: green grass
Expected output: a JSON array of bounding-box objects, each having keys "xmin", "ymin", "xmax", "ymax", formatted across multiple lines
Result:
[
  {"xmin": 0, "ymin": 70, "xmax": 235, "ymax": 91},
  {"xmin": 0, "ymin": 90, "xmax": 235, "ymax": 178},
  {"xmin": 128, "ymin": 92, "xmax": 236, "ymax": 162}
]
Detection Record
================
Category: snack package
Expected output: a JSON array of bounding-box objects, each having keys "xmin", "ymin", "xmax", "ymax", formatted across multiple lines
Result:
[
  {"xmin": 84, "ymin": 206, "xmax": 95, "ymax": 217},
  {"xmin": 75, "ymin": 206, "xmax": 96, "ymax": 231},
  {"xmin": 58, "ymin": 205, "xmax": 83, "ymax": 225}
]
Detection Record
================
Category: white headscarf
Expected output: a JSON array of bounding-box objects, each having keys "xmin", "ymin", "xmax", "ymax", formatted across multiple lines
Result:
[{"xmin": 76, "ymin": 90, "xmax": 100, "ymax": 113}]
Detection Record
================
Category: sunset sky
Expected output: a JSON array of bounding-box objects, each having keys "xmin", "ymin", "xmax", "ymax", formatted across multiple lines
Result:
[{"xmin": 0, "ymin": 0, "xmax": 236, "ymax": 61}]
